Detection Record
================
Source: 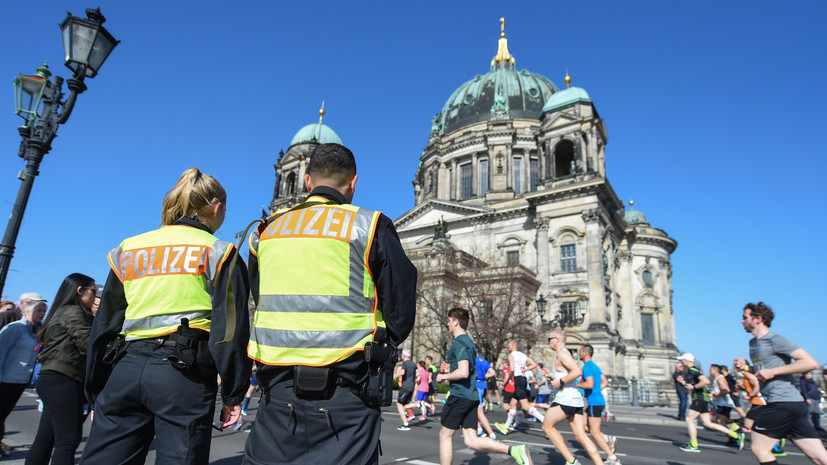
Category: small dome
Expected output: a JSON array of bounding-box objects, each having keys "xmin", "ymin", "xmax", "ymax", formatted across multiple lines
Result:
[
  {"xmin": 624, "ymin": 209, "xmax": 649, "ymax": 226},
  {"xmin": 541, "ymin": 86, "xmax": 592, "ymax": 116},
  {"xmin": 289, "ymin": 122, "xmax": 342, "ymax": 148}
]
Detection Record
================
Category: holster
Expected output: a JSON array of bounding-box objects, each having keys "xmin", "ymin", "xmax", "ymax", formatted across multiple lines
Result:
[
  {"xmin": 102, "ymin": 335, "xmax": 126, "ymax": 365},
  {"xmin": 364, "ymin": 342, "xmax": 397, "ymax": 407},
  {"xmin": 167, "ymin": 318, "xmax": 212, "ymax": 371}
]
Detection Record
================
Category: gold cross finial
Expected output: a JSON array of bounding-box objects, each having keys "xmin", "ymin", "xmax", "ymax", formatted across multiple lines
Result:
[
  {"xmin": 500, "ymin": 17, "xmax": 505, "ymax": 36},
  {"xmin": 318, "ymin": 101, "xmax": 326, "ymax": 124}
]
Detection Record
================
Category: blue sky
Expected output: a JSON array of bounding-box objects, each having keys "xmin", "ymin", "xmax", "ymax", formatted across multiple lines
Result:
[{"xmin": 1, "ymin": 1, "xmax": 825, "ymax": 371}]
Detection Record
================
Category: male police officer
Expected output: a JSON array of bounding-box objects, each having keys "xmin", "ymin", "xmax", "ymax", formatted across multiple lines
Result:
[{"xmin": 243, "ymin": 143, "xmax": 417, "ymax": 465}]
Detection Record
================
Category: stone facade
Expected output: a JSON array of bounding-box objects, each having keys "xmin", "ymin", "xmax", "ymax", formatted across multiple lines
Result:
[{"xmin": 393, "ymin": 27, "xmax": 678, "ymax": 383}]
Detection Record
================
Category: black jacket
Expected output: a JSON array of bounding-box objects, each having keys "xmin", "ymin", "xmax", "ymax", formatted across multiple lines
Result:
[
  {"xmin": 38, "ymin": 304, "xmax": 94, "ymax": 383},
  {"xmin": 249, "ymin": 186, "xmax": 417, "ymax": 387},
  {"xmin": 85, "ymin": 218, "xmax": 252, "ymax": 405}
]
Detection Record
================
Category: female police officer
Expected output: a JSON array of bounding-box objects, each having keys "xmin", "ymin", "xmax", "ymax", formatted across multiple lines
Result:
[{"xmin": 82, "ymin": 168, "xmax": 251, "ymax": 465}]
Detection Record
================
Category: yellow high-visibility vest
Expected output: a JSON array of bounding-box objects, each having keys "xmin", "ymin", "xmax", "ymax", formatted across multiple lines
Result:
[
  {"xmin": 247, "ymin": 198, "xmax": 384, "ymax": 367},
  {"xmin": 108, "ymin": 225, "xmax": 235, "ymax": 340}
]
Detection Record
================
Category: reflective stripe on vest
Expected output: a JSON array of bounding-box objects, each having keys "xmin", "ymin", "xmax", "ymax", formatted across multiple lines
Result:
[
  {"xmin": 108, "ymin": 225, "xmax": 234, "ymax": 340},
  {"xmin": 248, "ymin": 200, "xmax": 383, "ymax": 366}
]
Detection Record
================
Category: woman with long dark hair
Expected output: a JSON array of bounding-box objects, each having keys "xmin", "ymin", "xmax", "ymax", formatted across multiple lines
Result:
[{"xmin": 25, "ymin": 273, "xmax": 96, "ymax": 465}]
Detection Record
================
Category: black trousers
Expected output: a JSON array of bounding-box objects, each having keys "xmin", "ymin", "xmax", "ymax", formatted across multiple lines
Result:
[
  {"xmin": 81, "ymin": 341, "xmax": 217, "ymax": 465},
  {"xmin": 0, "ymin": 382, "xmax": 27, "ymax": 440},
  {"xmin": 25, "ymin": 371, "xmax": 85, "ymax": 465},
  {"xmin": 243, "ymin": 379, "xmax": 380, "ymax": 465}
]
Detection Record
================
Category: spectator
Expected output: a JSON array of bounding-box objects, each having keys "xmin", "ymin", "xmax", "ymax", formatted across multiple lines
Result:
[
  {"xmin": 0, "ymin": 293, "xmax": 47, "ymax": 332},
  {"xmin": 25, "ymin": 274, "xmax": 96, "ymax": 465},
  {"xmin": 800, "ymin": 372, "xmax": 822, "ymax": 431},
  {"xmin": 0, "ymin": 300, "xmax": 47, "ymax": 455},
  {"xmin": 535, "ymin": 363, "xmax": 551, "ymax": 405},
  {"xmin": 673, "ymin": 362, "xmax": 689, "ymax": 420}
]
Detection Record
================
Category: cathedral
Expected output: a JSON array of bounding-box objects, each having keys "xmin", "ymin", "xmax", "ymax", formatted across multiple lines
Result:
[{"xmin": 267, "ymin": 21, "xmax": 678, "ymax": 386}]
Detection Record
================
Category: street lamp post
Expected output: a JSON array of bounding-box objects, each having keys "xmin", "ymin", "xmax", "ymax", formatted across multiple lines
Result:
[
  {"xmin": 537, "ymin": 292, "xmax": 588, "ymax": 329},
  {"xmin": 0, "ymin": 8, "xmax": 118, "ymax": 296}
]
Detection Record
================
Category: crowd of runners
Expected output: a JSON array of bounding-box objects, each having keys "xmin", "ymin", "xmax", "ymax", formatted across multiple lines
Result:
[{"xmin": 393, "ymin": 302, "xmax": 827, "ymax": 465}]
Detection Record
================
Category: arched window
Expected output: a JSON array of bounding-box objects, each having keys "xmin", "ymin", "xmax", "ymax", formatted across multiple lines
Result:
[
  {"xmin": 285, "ymin": 172, "xmax": 296, "ymax": 196},
  {"xmin": 554, "ymin": 140, "xmax": 574, "ymax": 178}
]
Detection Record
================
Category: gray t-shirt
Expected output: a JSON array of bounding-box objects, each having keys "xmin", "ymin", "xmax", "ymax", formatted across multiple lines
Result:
[
  {"xmin": 749, "ymin": 331, "xmax": 803, "ymax": 402},
  {"xmin": 400, "ymin": 359, "xmax": 416, "ymax": 392}
]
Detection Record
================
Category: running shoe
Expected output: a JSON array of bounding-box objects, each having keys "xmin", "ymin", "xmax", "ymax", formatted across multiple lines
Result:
[
  {"xmin": 0, "ymin": 443, "xmax": 13, "ymax": 451},
  {"xmin": 509, "ymin": 444, "xmax": 533, "ymax": 465},
  {"xmin": 477, "ymin": 428, "xmax": 486, "ymax": 437},
  {"xmin": 507, "ymin": 424, "xmax": 517, "ymax": 432},
  {"xmin": 397, "ymin": 424, "xmax": 411, "ymax": 431},
  {"xmin": 729, "ymin": 422, "xmax": 740, "ymax": 432},
  {"xmin": 607, "ymin": 435, "xmax": 618, "ymax": 454},
  {"xmin": 241, "ymin": 408, "xmax": 248, "ymax": 416},
  {"xmin": 418, "ymin": 414, "xmax": 428, "ymax": 420},
  {"xmin": 605, "ymin": 457, "xmax": 621, "ymax": 465},
  {"xmin": 564, "ymin": 460, "xmax": 582, "ymax": 465},
  {"xmin": 679, "ymin": 444, "xmax": 701, "ymax": 453},
  {"xmin": 495, "ymin": 422, "xmax": 510, "ymax": 435},
  {"xmin": 489, "ymin": 433, "xmax": 498, "ymax": 441},
  {"xmin": 234, "ymin": 418, "xmax": 244, "ymax": 431},
  {"xmin": 405, "ymin": 412, "xmax": 416, "ymax": 422},
  {"xmin": 737, "ymin": 432, "xmax": 746, "ymax": 450}
]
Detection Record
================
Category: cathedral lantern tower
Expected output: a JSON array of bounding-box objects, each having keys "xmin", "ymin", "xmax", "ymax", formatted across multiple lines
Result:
[{"xmin": 270, "ymin": 103, "xmax": 342, "ymax": 212}]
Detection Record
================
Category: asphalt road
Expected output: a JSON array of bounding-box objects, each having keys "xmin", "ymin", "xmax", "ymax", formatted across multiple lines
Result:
[{"xmin": 2, "ymin": 389, "xmax": 821, "ymax": 464}]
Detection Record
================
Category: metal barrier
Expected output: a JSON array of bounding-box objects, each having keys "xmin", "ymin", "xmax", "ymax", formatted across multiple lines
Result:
[{"xmin": 606, "ymin": 377, "xmax": 675, "ymax": 406}]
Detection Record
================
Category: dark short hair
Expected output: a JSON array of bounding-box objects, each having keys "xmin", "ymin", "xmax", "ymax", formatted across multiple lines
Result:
[
  {"xmin": 581, "ymin": 344, "xmax": 594, "ymax": 357},
  {"xmin": 710, "ymin": 364, "xmax": 720, "ymax": 372},
  {"xmin": 447, "ymin": 307, "xmax": 469, "ymax": 330},
  {"xmin": 744, "ymin": 301, "xmax": 774, "ymax": 327},
  {"xmin": 306, "ymin": 143, "xmax": 356, "ymax": 184}
]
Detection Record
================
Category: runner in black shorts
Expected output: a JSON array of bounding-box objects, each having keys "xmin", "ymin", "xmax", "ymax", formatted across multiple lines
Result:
[
  {"xmin": 436, "ymin": 308, "xmax": 532, "ymax": 465},
  {"xmin": 486, "ymin": 375, "xmax": 500, "ymax": 408},
  {"xmin": 742, "ymin": 302, "xmax": 827, "ymax": 464},
  {"xmin": 676, "ymin": 353, "xmax": 740, "ymax": 453}
]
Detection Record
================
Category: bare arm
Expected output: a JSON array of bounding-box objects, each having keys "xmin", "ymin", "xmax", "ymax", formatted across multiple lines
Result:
[
  {"xmin": 436, "ymin": 359, "xmax": 469, "ymax": 383},
  {"xmin": 601, "ymin": 374, "xmax": 609, "ymax": 390},
  {"xmin": 552, "ymin": 349, "xmax": 582, "ymax": 388},
  {"xmin": 715, "ymin": 376, "xmax": 730, "ymax": 396},
  {"xmin": 525, "ymin": 356, "xmax": 538, "ymax": 372},
  {"xmin": 744, "ymin": 371, "xmax": 761, "ymax": 398},
  {"xmin": 486, "ymin": 367, "xmax": 496, "ymax": 379},
  {"xmin": 756, "ymin": 348, "xmax": 819, "ymax": 382}
]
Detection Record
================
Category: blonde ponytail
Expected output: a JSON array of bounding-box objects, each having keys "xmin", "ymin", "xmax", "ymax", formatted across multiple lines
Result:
[{"xmin": 161, "ymin": 168, "xmax": 227, "ymax": 225}]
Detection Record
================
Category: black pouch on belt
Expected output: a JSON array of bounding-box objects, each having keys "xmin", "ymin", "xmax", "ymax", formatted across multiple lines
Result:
[
  {"xmin": 293, "ymin": 365, "xmax": 332, "ymax": 399},
  {"xmin": 167, "ymin": 318, "xmax": 203, "ymax": 370}
]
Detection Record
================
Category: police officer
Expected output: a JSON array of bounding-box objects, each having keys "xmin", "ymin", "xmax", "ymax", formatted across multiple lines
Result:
[
  {"xmin": 83, "ymin": 168, "xmax": 251, "ymax": 465},
  {"xmin": 243, "ymin": 143, "xmax": 416, "ymax": 465}
]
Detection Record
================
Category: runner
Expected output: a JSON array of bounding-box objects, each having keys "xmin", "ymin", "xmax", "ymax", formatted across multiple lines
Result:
[
  {"xmin": 436, "ymin": 307, "xmax": 532, "ymax": 465},
  {"xmin": 676, "ymin": 353, "xmax": 743, "ymax": 452},
  {"xmin": 741, "ymin": 301, "xmax": 827, "ymax": 464},
  {"xmin": 542, "ymin": 329, "xmax": 604, "ymax": 465},
  {"xmin": 709, "ymin": 364, "xmax": 737, "ymax": 434},
  {"xmin": 474, "ymin": 350, "xmax": 498, "ymax": 440},
  {"xmin": 576, "ymin": 344, "xmax": 620, "ymax": 464},
  {"xmin": 426, "ymin": 355, "xmax": 439, "ymax": 408},
  {"xmin": 395, "ymin": 349, "xmax": 420, "ymax": 431},
  {"xmin": 416, "ymin": 360, "xmax": 436, "ymax": 419},
  {"xmin": 495, "ymin": 341, "xmax": 544, "ymax": 434}
]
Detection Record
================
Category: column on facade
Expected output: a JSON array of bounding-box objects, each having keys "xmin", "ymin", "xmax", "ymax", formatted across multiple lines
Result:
[
  {"xmin": 582, "ymin": 209, "xmax": 607, "ymax": 328},
  {"xmin": 535, "ymin": 217, "xmax": 550, "ymax": 288},
  {"xmin": 450, "ymin": 159, "xmax": 458, "ymax": 200},
  {"xmin": 506, "ymin": 145, "xmax": 513, "ymax": 191},
  {"xmin": 471, "ymin": 152, "xmax": 478, "ymax": 197},
  {"xmin": 298, "ymin": 157, "xmax": 308, "ymax": 192},
  {"xmin": 437, "ymin": 162, "xmax": 447, "ymax": 200}
]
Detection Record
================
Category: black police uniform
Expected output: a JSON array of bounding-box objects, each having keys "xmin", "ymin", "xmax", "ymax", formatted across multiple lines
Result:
[
  {"xmin": 82, "ymin": 217, "xmax": 252, "ymax": 465},
  {"xmin": 242, "ymin": 186, "xmax": 417, "ymax": 465}
]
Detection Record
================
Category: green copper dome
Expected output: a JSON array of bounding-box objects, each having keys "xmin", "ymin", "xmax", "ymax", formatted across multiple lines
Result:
[
  {"xmin": 432, "ymin": 68, "xmax": 559, "ymax": 136},
  {"xmin": 541, "ymin": 86, "xmax": 592, "ymax": 116},
  {"xmin": 289, "ymin": 122, "xmax": 342, "ymax": 148},
  {"xmin": 624, "ymin": 208, "xmax": 649, "ymax": 226},
  {"xmin": 430, "ymin": 21, "xmax": 560, "ymax": 136}
]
